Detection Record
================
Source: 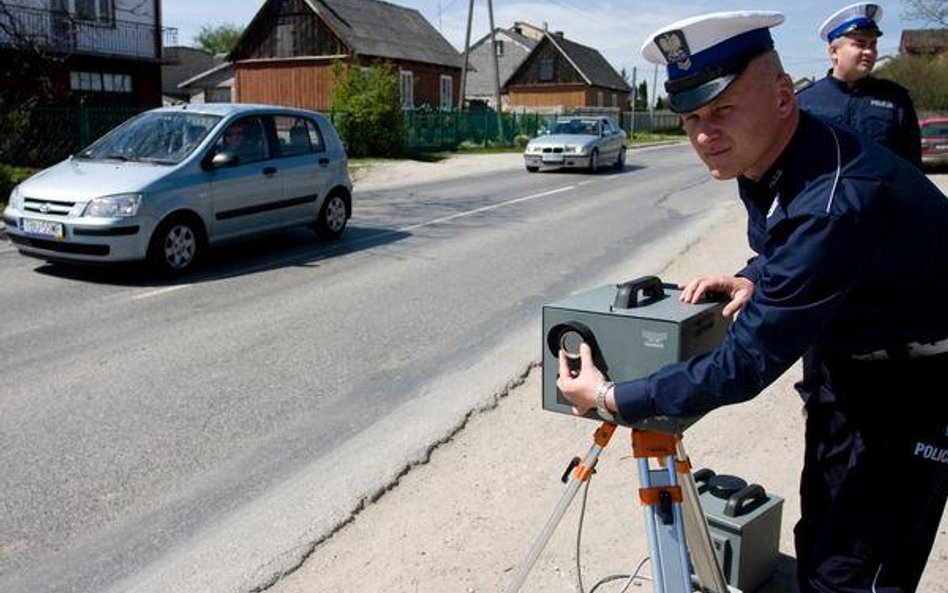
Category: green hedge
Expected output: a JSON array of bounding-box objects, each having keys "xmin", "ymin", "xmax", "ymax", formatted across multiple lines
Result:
[{"xmin": 0, "ymin": 163, "xmax": 36, "ymax": 209}]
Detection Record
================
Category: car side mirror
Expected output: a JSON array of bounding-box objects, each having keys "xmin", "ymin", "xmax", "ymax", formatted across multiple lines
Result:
[{"xmin": 205, "ymin": 151, "xmax": 239, "ymax": 170}]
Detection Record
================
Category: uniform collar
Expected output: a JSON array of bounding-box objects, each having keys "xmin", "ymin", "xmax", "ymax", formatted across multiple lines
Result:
[
  {"xmin": 827, "ymin": 70, "xmax": 874, "ymax": 92},
  {"xmin": 738, "ymin": 111, "xmax": 817, "ymax": 208}
]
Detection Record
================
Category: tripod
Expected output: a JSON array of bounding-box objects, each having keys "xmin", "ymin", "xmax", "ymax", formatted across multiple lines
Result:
[{"xmin": 503, "ymin": 422, "xmax": 734, "ymax": 593}]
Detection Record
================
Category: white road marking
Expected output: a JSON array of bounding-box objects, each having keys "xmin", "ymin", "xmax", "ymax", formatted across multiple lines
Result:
[
  {"xmin": 130, "ymin": 284, "xmax": 191, "ymax": 300},
  {"xmin": 396, "ymin": 184, "xmax": 576, "ymax": 232}
]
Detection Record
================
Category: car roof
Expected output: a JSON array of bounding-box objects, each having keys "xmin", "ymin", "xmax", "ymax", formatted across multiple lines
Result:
[
  {"xmin": 148, "ymin": 103, "xmax": 325, "ymax": 119},
  {"xmin": 555, "ymin": 116, "xmax": 604, "ymax": 122}
]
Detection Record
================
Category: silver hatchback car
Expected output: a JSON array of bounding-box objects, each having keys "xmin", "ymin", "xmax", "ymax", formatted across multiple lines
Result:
[{"xmin": 3, "ymin": 103, "xmax": 352, "ymax": 274}]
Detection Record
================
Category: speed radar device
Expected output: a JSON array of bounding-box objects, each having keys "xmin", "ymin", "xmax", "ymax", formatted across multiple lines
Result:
[{"xmin": 541, "ymin": 275, "xmax": 730, "ymax": 433}]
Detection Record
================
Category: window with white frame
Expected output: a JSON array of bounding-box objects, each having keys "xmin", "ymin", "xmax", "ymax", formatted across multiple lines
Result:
[
  {"xmin": 400, "ymin": 70, "xmax": 414, "ymax": 108},
  {"xmin": 440, "ymin": 75, "xmax": 453, "ymax": 110},
  {"xmin": 495, "ymin": 39, "xmax": 505, "ymax": 56},
  {"xmin": 612, "ymin": 93, "xmax": 618, "ymax": 107},
  {"xmin": 597, "ymin": 91, "xmax": 604, "ymax": 107},
  {"xmin": 75, "ymin": 0, "xmax": 114, "ymax": 24},
  {"xmin": 70, "ymin": 71, "xmax": 132, "ymax": 93}
]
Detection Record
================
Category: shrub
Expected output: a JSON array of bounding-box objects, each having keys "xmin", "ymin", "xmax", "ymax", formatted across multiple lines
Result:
[
  {"xmin": 330, "ymin": 60, "xmax": 405, "ymax": 158},
  {"xmin": 0, "ymin": 163, "xmax": 37, "ymax": 207},
  {"xmin": 514, "ymin": 134, "xmax": 530, "ymax": 148}
]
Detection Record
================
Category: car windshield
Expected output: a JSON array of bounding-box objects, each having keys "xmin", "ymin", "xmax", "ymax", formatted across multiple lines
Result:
[
  {"xmin": 76, "ymin": 111, "xmax": 222, "ymax": 164},
  {"xmin": 921, "ymin": 123, "xmax": 948, "ymax": 138},
  {"xmin": 549, "ymin": 120, "xmax": 600, "ymax": 135}
]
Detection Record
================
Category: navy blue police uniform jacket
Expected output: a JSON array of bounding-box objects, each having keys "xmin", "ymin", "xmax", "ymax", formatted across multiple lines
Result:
[
  {"xmin": 613, "ymin": 110, "xmax": 948, "ymax": 424},
  {"xmin": 797, "ymin": 74, "xmax": 921, "ymax": 167}
]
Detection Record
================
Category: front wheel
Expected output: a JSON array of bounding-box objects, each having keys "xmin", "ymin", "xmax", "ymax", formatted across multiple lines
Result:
[
  {"xmin": 314, "ymin": 192, "xmax": 348, "ymax": 239},
  {"xmin": 148, "ymin": 214, "xmax": 205, "ymax": 275},
  {"xmin": 588, "ymin": 149, "xmax": 600, "ymax": 173},
  {"xmin": 614, "ymin": 146, "xmax": 626, "ymax": 170},
  {"xmin": 526, "ymin": 165, "xmax": 539, "ymax": 173}
]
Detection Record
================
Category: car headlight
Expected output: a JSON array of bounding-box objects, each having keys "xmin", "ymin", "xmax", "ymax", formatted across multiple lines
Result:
[
  {"xmin": 526, "ymin": 144, "xmax": 542, "ymax": 154},
  {"xmin": 83, "ymin": 193, "xmax": 142, "ymax": 217},
  {"xmin": 8, "ymin": 185, "xmax": 24, "ymax": 211},
  {"xmin": 565, "ymin": 145, "xmax": 587, "ymax": 155}
]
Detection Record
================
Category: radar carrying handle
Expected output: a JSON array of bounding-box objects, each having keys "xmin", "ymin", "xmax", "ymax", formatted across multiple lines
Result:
[{"xmin": 613, "ymin": 275, "xmax": 665, "ymax": 310}]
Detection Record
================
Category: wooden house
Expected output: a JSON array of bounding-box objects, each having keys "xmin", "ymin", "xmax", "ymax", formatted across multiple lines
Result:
[
  {"xmin": 503, "ymin": 32, "xmax": 630, "ymax": 113},
  {"xmin": 227, "ymin": 0, "xmax": 464, "ymax": 111},
  {"xmin": 0, "ymin": 0, "xmax": 169, "ymax": 107},
  {"xmin": 899, "ymin": 29, "xmax": 948, "ymax": 56},
  {"xmin": 464, "ymin": 24, "xmax": 538, "ymax": 110}
]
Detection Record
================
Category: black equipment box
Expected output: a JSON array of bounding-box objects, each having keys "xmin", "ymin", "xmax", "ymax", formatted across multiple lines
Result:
[{"xmin": 541, "ymin": 276, "xmax": 730, "ymax": 433}]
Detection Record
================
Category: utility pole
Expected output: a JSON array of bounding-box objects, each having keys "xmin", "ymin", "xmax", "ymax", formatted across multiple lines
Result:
[
  {"xmin": 458, "ymin": 0, "xmax": 475, "ymax": 111},
  {"xmin": 650, "ymin": 63, "xmax": 658, "ymax": 118},
  {"xmin": 630, "ymin": 66, "xmax": 637, "ymax": 137},
  {"xmin": 487, "ymin": 0, "xmax": 504, "ymax": 142}
]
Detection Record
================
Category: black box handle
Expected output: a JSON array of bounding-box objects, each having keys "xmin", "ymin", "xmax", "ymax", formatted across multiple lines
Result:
[{"xmin": 613, "ymin": 275, "xmax": 665, "ymax": 309}]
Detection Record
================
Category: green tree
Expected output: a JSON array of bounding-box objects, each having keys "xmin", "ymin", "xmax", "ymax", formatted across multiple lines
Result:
[
  {"xmin": 193, "ymin": 23, "xmax": 244, "ymax": 55},
  {"xmin": 330, "ymin": 60, "xmax": 405, "ymax": 157},
  {"xmin": 876, "ymin": 53, "xmax": 948, "ymax": 110},
  {"xmin": 635, "ymin": 81, "xmax": 649, "ymax": 111}
]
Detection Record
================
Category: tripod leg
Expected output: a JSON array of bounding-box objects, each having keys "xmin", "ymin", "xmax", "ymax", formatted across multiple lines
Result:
[
  {"xmin": 503, "ymin": 423, "xmax": 616, "ymax": 593},
  {"xmin": 677, "ymin": 440, "xmax": 731, "ymax": 593},
  {"xmin": 633, "ymin": 430, "xmax": 696, "ymax": 593}
]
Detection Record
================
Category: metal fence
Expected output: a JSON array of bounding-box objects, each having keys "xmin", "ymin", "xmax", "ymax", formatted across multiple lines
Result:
[
  {"xmin": 0, "ymin": 105, "xmax": 684, "ymax": 167},
  {"xmin": 0, "ymin": 104, "xmax": 144, "ymax": 167}
]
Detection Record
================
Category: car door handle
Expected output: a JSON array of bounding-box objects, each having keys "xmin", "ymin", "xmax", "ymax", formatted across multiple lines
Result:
[
  {"xmin": 262, "ymin": 166, "xmax": 277, "ymax": 177},
  {"xmin": 318, "ymin": 157, "xmax": 330, "ymax": 166}
]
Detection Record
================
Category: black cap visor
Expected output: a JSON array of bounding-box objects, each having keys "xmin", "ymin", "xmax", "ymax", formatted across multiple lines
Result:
[{"xmin": 667, "ymin": 72, "xmax": 739, "ymax": 113}]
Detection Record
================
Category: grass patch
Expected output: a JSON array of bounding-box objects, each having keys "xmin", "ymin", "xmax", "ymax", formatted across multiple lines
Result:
[{"xmin": 628, "ymin": 130, "xmax": 686, "ymax": 146}]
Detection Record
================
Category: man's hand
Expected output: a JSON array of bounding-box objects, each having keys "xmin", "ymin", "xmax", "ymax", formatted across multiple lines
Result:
[
  {"xmin": 556, "ymin": 342, "xmax": 607, "ymax": 416},
  {"xmin": 680, "ymin": 275, "xmax": 755, "ymax": 318}
]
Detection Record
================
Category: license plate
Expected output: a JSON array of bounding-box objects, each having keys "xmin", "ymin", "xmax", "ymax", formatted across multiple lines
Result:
[
  {"xmin": 21, "ymin": 218, "xmax": 64, "ymax": 239},
  {"xmin": 542, "ymin": 154, "xmax": 564, "ymax": 163}
]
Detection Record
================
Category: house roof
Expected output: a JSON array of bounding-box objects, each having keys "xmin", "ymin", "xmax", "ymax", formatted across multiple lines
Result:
[
  {"xmin": 544, "ymin": 33, "xmax": 630, "ymax": 92},
  {"xmin": 162, "ymin": 46, "xmax": 224, "ymax": 98},
  {"xmin": 296, "ymin": 0, "xmax": 463, "ymax": 68},
  {"xmin": 900, "ymin": 29, "xmax": 948, "ymax": 55},
  {"xmin": 178, "ymin": 62, "xmax": 235, "ymax": 90},
  {"xmin": 470, "ymin": 27, "xmax": 538, "ymax": 53},
  {"xmin": 464, "ymin": 27, "xmax": 538, "ymax": 97}
]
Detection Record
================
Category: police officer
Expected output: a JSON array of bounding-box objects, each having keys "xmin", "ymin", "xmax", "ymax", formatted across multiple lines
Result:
[
  {"xmin": 556, "ymin": 10, "xmax": 948, "ymax": 593},
  {"xmin": 797, "ymin": 3, "xmax": 922, "ymax": 167}
]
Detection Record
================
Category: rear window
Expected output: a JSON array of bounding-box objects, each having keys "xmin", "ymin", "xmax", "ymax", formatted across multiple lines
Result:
[{"xmin": 274, "ymin": 115, "xmax": 325, "ymax": 156}]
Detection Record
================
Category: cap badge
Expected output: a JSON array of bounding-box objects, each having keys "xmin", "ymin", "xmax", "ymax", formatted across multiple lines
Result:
[
  {"xmin": 865, "ymin": 5, "xmax": 878, "ymax": 19},
  {"xmin": 657, "ymin": 30, "xmax": 692, "ymax": 70}
]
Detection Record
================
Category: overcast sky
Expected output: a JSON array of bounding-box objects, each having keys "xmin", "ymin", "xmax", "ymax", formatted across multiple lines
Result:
[{"xmin": 161, "ymin": 0, "xmax": 929, "ymax": 95}]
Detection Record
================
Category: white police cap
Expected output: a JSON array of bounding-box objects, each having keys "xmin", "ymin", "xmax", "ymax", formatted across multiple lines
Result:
[
  {"xmin": 641, "ymin": 11, "xmax": 784, "ymax": 114},
  {"xmin": 819, "ymin": 3, "xmax": 883, "ymax": 42}
]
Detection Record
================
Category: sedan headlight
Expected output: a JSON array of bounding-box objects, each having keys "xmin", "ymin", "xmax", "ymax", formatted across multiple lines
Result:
[
  {"xmin": 83, "ymin": 193, "xmax": 142, "ymax": 218},
  {"xmin": 565, "ymin": 145, "xmax": 587, "ymax": 155},
  {"xmin": 8, "ymin": 185, "xmax": 24, "ymax": 211},
  {"xmin": 526, "ymin": 144, "xmax": 543, "ymax": 154}
]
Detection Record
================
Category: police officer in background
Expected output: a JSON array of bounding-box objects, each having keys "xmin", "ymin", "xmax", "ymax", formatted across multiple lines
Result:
[
  {"xmin": 556, "ymin": 10, "xmax": 948, "ymax": 593},
  {"xmin": 797, "ymin": 3, "xmax": 922, "ymax": 167}
]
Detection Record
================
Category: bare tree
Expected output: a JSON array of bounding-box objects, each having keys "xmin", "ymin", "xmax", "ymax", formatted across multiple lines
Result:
[
  {"xmin": 902, "ymin": 0, "xmax": 948, "ymax": 27},
  {"xmin": 0, "ymin": 0, "xmax": 72, "ymax": 101}
]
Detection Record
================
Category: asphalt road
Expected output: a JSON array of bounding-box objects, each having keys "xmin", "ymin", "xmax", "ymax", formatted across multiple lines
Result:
[{"xmin": 0, "ymin": 145, "xmax": 736, "ymax": 593}]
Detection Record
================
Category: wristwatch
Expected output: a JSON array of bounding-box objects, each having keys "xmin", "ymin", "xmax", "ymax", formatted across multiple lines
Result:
[{"xmin": 595, "ymin": 381, "xmax": 616, "ymax": 422}]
